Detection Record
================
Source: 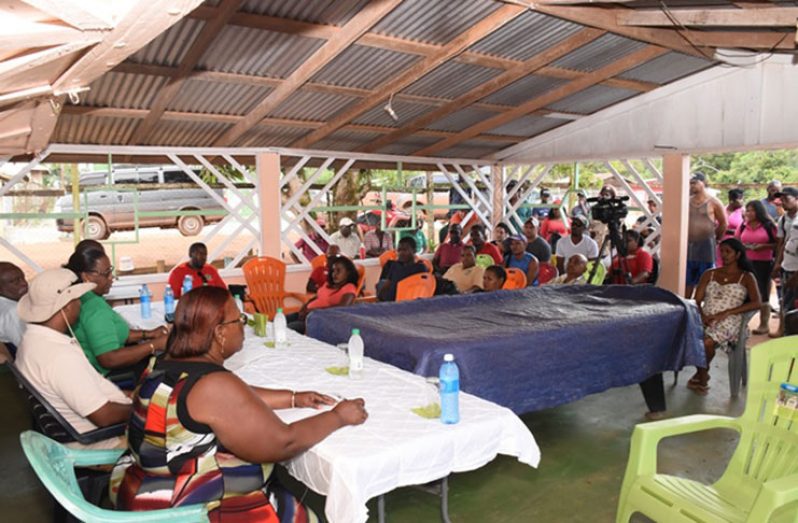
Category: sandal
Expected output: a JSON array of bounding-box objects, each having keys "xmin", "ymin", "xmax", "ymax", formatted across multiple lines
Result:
[
  {"xmin": 688, "ymin": 374, "xmax": 709, "ymax": 386},
  {"xmin": 752, "ymin": 327, "xmax": 770, "ymax": 335},
  {"xmin": 687, "ymin": 381, "xmax": 710, "ymax": 395}
]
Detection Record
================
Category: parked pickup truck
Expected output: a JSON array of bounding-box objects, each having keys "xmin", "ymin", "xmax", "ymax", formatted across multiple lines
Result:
[{"xmin": 55, "ymin": 166, "xmax": 226, "ymax": 240}]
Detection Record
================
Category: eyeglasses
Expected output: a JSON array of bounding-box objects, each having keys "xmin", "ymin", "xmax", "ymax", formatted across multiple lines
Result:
[
  {"xmin": 220, "ymin": 313, "xmax": 247, "ymax": 326},
  {"xmin": 88, "ymin": 266, "xmax": 114, "ymax": 278}
]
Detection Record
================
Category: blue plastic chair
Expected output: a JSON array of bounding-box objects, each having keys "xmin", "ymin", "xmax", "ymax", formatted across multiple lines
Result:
[{"xmin": 20, "ymin": 431, "xmax": 209, "ymax": 522}]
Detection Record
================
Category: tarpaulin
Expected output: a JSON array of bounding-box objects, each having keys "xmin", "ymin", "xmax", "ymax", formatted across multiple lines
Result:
[{"xmin": 307, "ymin": 285, "xmax": 705, "ymax": 414}]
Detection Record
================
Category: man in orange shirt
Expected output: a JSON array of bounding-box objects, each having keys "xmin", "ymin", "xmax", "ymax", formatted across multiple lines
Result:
[{"xmin": 168, "ymin": 243, "xmax": 227, "ymax": 298}]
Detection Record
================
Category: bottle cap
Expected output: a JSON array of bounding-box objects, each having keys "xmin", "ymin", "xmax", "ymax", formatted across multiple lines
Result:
[
  {"xmin": 781, "ymin": 382, "xmax": 798, "ymax": 393},
  {"xmin": 352, "ymin": 328, "xmax": 360, "ymax": 335},
  {"xmin": 444, "ymin": 353, "xmax": 454, "ymax": 362},
  {"xmin": 277, "ymin": 308, "xmax": 283, "ymax": 313}
]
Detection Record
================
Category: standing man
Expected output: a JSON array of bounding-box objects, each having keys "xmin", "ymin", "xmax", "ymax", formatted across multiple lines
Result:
[
  {"xmin": 532, "ymin": 188, "xmax": 551, "ymax": 219},
  {"xmin": 762, "ymin": 180, "xmax": 783, "ymax": 221},
  {"xmin": 685, "ymin": 172, "xmax": 727, "ymax": 298},
  {"xmin": 168, "ymin": 242, "xmax": 227, "ymax": 298},
  {"xmin": 555, "ymin": 215, "xmax": 599, "ymax": 275},
  {"xmin": 0, "ymin": 262, "xmax": 28, "ymax": 356},
  {"xmin": 772, "ymin": 187, "xmax": 798, "ymax": 337},
  {"xmin": 330, "ymin": 217, "xmax": 361, "ymax": 259}
]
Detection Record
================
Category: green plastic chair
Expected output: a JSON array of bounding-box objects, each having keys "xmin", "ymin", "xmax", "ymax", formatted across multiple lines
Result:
[
  {"xmin": 20, "ymin": 431, "xmax": 209, "ymax": 522},
  {"xmin": 585, "ymin": 260, "xmax": 606, "ymax": 285},
  {"xmin": 475, "ymin": 253, "xmax": 494, "ymax": 268},
  {"xmin": 616, "ymin": 336, "xmax": 798, "ymax": 523}
]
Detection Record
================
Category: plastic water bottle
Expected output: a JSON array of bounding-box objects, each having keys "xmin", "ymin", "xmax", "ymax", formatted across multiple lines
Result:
[
  {"xmin": 274, "ymin": 308, "xmax": 287, "ymax": 347},
  {"xmin": 163, "ymin": 286, "xmax": 175, "ymax": 323},
  {"xmin": 234, "ymin": 294, "xmax": 244, "ymax": 314},
  {"xmin": 139, "ymin": 284, "xmax": 152, "ymax": 320},
  {"xmin": 348, "ymin": 328, "xmax": 364, "ymax": 380},
  {"xmin": 182, "ymin": 275, "xmax": 193, "ymax": 296},
  {"xmin": 439, "ymin": 354, "xmax": 460, "ymax": 424}
]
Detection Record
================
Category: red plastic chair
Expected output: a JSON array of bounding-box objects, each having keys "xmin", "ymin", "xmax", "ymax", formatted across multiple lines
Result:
[
  {"xmin": 396, "ymin": 273, "xmax": 437, "ymax": 302},
  {"xmin": 503, "ymin": 268, "xmax": 527, "ymax": 290},
  {"xmin": 537, "ymin": 263, "xmax": 558, "ymax": 285}
]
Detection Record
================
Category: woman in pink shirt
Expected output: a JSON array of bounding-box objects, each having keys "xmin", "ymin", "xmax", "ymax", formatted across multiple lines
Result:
[
  {"xmin": 539, "ymin": 207, "xmax": 570, "ymax": 246},
  {"xmin": 735, "ymin": 199, "xmax": 777, "ymax": 334}
]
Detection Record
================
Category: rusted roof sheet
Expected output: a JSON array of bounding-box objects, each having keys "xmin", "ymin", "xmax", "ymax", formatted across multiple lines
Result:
[
  {"xmin": 128, "ymin": 18, "xmax": 206, "ymax": 67},
  {"xmin": 618, "ymin": 52, "xmax": 715, "ymax": 85},
  {"xmin": 425, "ymin": 107, "xmax": 500, "ymax": 132},
  {"xmin": 486, "ymin": 114, "xmax": 572, "ymax": 137},
  {"xmin": 352, "ymin": 99, "xmax": 437, "ymax": 128}
]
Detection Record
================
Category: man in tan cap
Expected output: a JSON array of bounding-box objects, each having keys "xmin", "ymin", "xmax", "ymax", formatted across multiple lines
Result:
[{"xmin": 15, "ymin": 268, "xmax": 131, "ymax": 448}]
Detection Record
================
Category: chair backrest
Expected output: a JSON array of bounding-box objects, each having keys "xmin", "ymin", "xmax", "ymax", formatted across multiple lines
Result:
[
  {"xmin": 537, "ymin": 263, "xmax": 558, "ymax": 284},
  {"xmin": 20, "ymin": 431, "xmax": 208, "ymax": 522},
  {"xmin": 475, "ymin": 254, "xmax": 494, "ymax": 269},
  {"xmin": 355, "ymin": 264, "xmax": 366, "ymax": 295},
  {"xmin": 396, "ymin": 273, "xmax": 437, "ymax": 302},
  {"xmin": 722, "ymin": 336, "xmax": 798, "ymax": 487},
  {"xmin": 310, "ymin": 254, "xmax": 327, "ymax": 271},
  {"xmin": 417, "ymin": 257, "xmax": 433, "ymax": 273},
  {"xmin": 379, "ymin": 249, "xmax": 397, "ymax": 267},
  {"xmin": 503, "ymin": 268, "xmax": 527, "ymax": 289},
  {"xmin": 585, "ymin": 260, "xmax": 606, "ymax": 285},
  {"xmin": 242, "ymin": 257, "xmax": 286, "ymax": 320}
]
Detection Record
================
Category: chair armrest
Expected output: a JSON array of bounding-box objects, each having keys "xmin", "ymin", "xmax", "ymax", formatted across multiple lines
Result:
[
  {"xmin": 748, "ymin": 472, "xmax": 798, "ymax": 521},
  {"xmin": 82, "ymin": 503, "xmax": 209, "ymax": 522},
  {"xmin": 285, "ymin": 291, "xmax": 313, "ymax": 304},
  {"xmin": 355, "ymin": 295, "xmax": 378, "ymax": 303},
  {"xmin": 74, "ymin": 423, "xmax": 126, "ymax": 446},
  {"xmin": 67, "ymin": 446, "xmax": 125, "ymax": 467},
  {"xmin": 626, "ymin": 415, "xmax": 740, "ymax": 477}
]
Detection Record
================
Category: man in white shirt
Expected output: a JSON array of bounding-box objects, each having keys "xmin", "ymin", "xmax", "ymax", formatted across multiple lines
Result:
[
  {"xmin": 15, "ymin": 268, "xmax": 131, "ymax": 448},
  {"xmin": 0, "ymin": 262, "xmax": 28, "ymax": 356},
  {"xmin": 329, "ymin": 217, "xmax": 362, "ymax": 259},
  {"xmin": 555, "ymin": 215, "xmax": 599, "ymax": 275},
  {"xmin": 773, "ymin": 187, "xmax": 798, "ymax": 337}
]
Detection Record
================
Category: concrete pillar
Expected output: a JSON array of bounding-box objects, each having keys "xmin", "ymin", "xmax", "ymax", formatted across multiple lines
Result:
[
  {"xmin": 256, "ymin": 152, "xmax": 282, "ymax": 258},
  {"xmin": 658, "ymin": 154, "xmax": 690, "ymax": 296},
  {"xmin": 491, "ymin": 164, "xmax": 504, "ymax": 228}
]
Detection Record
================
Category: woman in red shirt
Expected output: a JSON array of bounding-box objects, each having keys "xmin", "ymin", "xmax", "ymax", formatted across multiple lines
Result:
[
  {"xmin": 287, "ymin": 257, "xmax": 359, "ymax": 334},
  {"xmin": 539, "ymin": 207, "xmax": 570, "ymax": 246},
  {"xmin": 611, "ymin": 230, "xmax": 653, "ymax": 284},
  {"xmin": 735, "ymin": 200, "xmax": 777, "ymax": 334}
]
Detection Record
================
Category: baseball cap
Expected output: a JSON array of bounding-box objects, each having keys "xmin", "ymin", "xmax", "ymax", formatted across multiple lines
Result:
[
  {"xmin": 509, "ymin": 234, "xmax": 526, "ymax": 242},
  {"xmin": 690, "ymin": 172, "xmax": 707, "ymax": 183},
  {"xmin": 339, "ymin": 217, "xmax": 354, "ymax": 227},
  {"xmin": 775, "ymin": 187, "xmax": 798, "ymax": 199},
  {"xmin": 17, "ymin": 268, "xmax": 95, "ymax": 323},
  {"xmin": 523, "ymin": 217, "xmax": 539, "ymax": 228},
  {"xmin": 572, "ymin": 215, "xmax": 589, "ymax": 227}
]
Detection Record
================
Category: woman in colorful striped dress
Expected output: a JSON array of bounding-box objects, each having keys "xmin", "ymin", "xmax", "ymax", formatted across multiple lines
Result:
[{"xmin": 109, "ymin": 287, "xmax": 368, "ymax": 521}]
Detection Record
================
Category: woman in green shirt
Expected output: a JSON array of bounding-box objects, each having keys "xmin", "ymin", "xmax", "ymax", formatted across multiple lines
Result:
[{"xmin": 65, "ymin": 248, "xmax": 169, "ymax": 376}]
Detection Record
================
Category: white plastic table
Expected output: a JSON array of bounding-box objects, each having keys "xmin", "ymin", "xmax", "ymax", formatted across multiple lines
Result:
[{"xmin": 115, "ymin": 303, "xmax": 540, "ymax": 523}]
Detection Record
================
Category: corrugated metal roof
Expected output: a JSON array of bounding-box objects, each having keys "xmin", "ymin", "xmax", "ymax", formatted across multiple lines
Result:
[
  {"xmin": 310, "ymin": 44, "xmax": 419, "ymax": 90},
  {"xmin": 425, "ymin": 107, "xmax": 499, "ymax": 132},
  {"xmin": 469, "ymin": 11, "xmax": 584, "ymax": 61},
  {"xmin": 53, "ymin": 115, "xmax": 138, "ymax": 144},
  {"xmin": 313, "ymin": 129, "xmax": 383, "ymax": 151},
  {"xmin": 551, "ymin": 34, "xmax": 647, "ymax": 72},
  {"xmin": 144, "ymin": 120, "xmax": 230, "ymax": 146},
  {"xmin": 167, "ymin": 79, "xmax": 272, "ymax": 115},
  {"xmin": 198, "ymin": 26, "xmax": 325, "ymax": 78},
  {"xmin": 234, "ymin": 124, "xmax": 309, "ymax": 148},
  {"xmin": 375, "ymin": 134, "xmax": 442, "ymax": 155},
  {"xmin": 618, "ymin": 52, "xmax": 715, "ymax": 85},
  {"xmin": 482, "ymin": 74, "xmax": 567, "ymax": 107},
  {"xmin": 239, "ymin": 0, "xmax": 371, "ymax": 26},
  {"xmin": 546, "ymin": 84, "xmax": 638, "ymax": 114},
  {"xmin": 402, "ymin": 61, "xmax": 503, "ymax": 100},
  {"xmin": 437, "ymin": 139, "xmax": 509, "ymax": 159},
  {"xmin": 128, "ymin": 18, "xmax": 205, "ymax": 67},
  {"xmin": 267, "ymin": 89, "xmax": 358, "ymax": 121},
  {"xmin": 352, "ymin": 99, "xmax": 436, "ymax": 128},
  {"xmin": 372, "ymin": 0, "xmax": 502, "ymax": 45},
  {"xmin": 486, "ymin": 114, "xmax": 571, "ymax": 137},
  {"xmin": 81, "ymin": 73, "xmax": 168, "ymax": 110}
]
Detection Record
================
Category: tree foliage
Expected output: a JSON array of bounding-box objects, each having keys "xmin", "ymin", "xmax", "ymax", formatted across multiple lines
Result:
[{"xmin": 694, "ymin": 150, "xmax": 798, "ymax": 199}]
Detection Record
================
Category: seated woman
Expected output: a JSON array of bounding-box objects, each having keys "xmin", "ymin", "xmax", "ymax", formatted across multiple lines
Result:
[
  {"xmin": 690, "ymin": 238, "xmax": 761, "ymax": 395},
  {"xmin": 504, "ymin": 235, "xmax": 539, "ymax": 287},
  {"xmin": 109, "ymin": 287, "xmax": 367, "ymax": 520},
  {"xmin": 481, "ymin": 265, "xmax": 507, "ymax": 292},
  {"xmin": 539, "ymin": 207, "xmax": 570, "ymax": 245},
  {"xmin": 610, "ymin": 230, "xmax": 653, "ymax": 284},
  {"xmin": 288, "ymin": 256, "xmax": 358, "ymax": 334},
  {"xmin": 65, "ymin": 248, "xmax": 169, "ymax": 378}
]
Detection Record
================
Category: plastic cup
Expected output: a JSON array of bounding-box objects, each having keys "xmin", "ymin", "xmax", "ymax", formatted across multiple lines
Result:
[{"xmin": 254, "ymin": 313, "xmax": 268, "ymax": 337}]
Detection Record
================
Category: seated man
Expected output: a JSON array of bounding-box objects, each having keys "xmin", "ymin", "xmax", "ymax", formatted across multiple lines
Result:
[
  {"xmin": 555, "ymin": 215, "xmax": 599, "ymax": 274},
  {"xmin": 330, "ymin": 217, "xmax": 361, "ymax": 259},
  {"xmin": 504, "ymin": 234, "xmax": 539, "ymax": 286},
  {"xmin": 433, "ymin": 223, "xmax": 464, "ymax": 274},
  {"xmin": 469, "ymin": 223, "xmax": 503, "ymax": 265},
  {"xmin": 364, "ymin": 223, "xmax": 393, "ymax": 258},
  {"xmin": 15, "ymin": 268, "xmax": 131, "ymax": 449},
  {"xmin": 443, "ymin": 245, "xmax": 485, "ymax": 293},
  {"xmin": 168, "ymin": 242, "xmax": 227, "ymax": 298},
  {"xmin": 376, "ymin": 237, "xmax": 426, "ymax": 302},
  {"xmin": 547, "ymin": 254, "xmax": 588, "ymax": 285},
  {"xmin": 523, "ymin": 217, "xmax": 552, "ymax": 264},
  {"xmin": 482, "ymin": 265, "xmax": 507, "ymax": 292},
  {"xmin": 306, "ymin": 244, "xmax": 341, "ymax": 293},
  {"xmin": 611, "ymin": 230, "xmax": 653, "ymax": 284},
  {"xmin": 0, "ymin": 262, "xmax": 27, "ymax": 357}
]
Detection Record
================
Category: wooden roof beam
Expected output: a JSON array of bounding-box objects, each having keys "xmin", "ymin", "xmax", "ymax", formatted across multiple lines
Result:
[
  {"xmin": 213, "ymin": 0, "xmax": 404, "ymax": 147},
  {"xmin": 21, "ymin": 0, "xmax": 116, "ymax": 30},
  {"xmin": 618, "ymin": 7, "xmax": 798, "ymax": 27},
  {"xmin": 413, "ymin": 45, "xmax": 668, "ymax": 156},
  {"xmin": 359, "ymin": 27, "xmax": 604, "ymax": 153},
  {"xmin": 290, "ymin": 4, "xmax": 528, "ymax": 149}
]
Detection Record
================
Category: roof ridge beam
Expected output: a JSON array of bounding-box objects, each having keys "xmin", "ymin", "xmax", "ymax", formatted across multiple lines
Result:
[{"xmin": 618, "ymin": 7, "xmax": 798, "ymax": 27}]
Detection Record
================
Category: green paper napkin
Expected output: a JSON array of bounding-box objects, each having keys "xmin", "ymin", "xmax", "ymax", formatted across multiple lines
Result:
[
  {"xmin": 264, "ymin": 341, "xmax": 275, "ymax": 348},
  {"xmin": 247, "ymin": 318, "xmax": 255, "ymax": 327},
  {"xmin": 325, "ymin": 366, "xmax": 349, "ymax": 376},
  {"xmin": 411, "ymin": 403, "xmax": 441, "ymax": 419}
]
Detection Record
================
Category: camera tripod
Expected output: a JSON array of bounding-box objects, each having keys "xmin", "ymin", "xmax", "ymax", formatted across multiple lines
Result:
[{"xmin": 588, "ymin": 219, "xmax": 631, "ymax": 284}]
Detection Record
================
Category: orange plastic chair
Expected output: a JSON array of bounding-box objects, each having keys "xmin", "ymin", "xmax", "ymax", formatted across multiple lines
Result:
[
  {"xmin": 417, "ymin": 257, "xmax": 433, "ymax": 273},
  {"xmin": 503, "ymin": 267, "xmax": 527, "ymax": 290},
  {"xmin": 310, "ymin": 254, "xmax": 327, "ymax": 271},
  {"xmin": 379, "ymin": 249, "xmax": 397, "ymax": 267},
  {"xmin": 537, "ymin": 263, "xmax": 558, "ymax": 284},
  {"xmin": 396, "ymin": 273, "xmax": 437, "ymax": 302},
  {"xmin": 242, "ymin": 257, "xmax": 287, "ymax": 320},
  {"xmin": 355, "ymin": 264, "xmax": 366, "ymax": 295}
]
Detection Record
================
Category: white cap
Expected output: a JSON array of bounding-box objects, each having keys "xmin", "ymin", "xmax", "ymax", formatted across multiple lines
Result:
[
  {"xmin": 339, "ymin": 217, "xmax": 354, "ymax": 227},
  {"xmin": 444, "ymin": 353, "xmax": 454, "ymax": 362},
  {"xmin": 17, "ymin": 269, "xmax": 96, "ymax": 322}
]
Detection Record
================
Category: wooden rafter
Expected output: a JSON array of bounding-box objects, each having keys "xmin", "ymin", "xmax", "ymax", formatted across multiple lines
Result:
[
  {"xmin": 127, "ymin": 0, "xmax": 243, "ymax": 145},
  {"xmin": 618, "ymin": 7, "xmax": 798, "ymax": 27},
  {"xmin": 290, "ymin": 4, "xmax": 526, "ymax": 149},
  {"xmin": 358, "ymin": 27, "xmax": 604, "ymax": 154},
  {"xmin": 413, "ymin": 45, "xmax": 668, "ymax": 157},
  {"xmin": 213, "ymin": 0, "xmax": 404, "ymax": 147},
  {"xmin": 20, "ymin": 0, "xmax": 114, "ymax": 30}
]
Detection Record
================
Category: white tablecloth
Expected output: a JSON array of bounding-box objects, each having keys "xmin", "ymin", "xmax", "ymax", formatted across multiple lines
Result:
[{"xmin": 114, "ymin": 303, "xmax": 540, "ymax": 523}]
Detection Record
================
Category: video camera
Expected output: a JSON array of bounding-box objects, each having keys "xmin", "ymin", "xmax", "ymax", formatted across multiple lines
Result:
[{"xmin": 587, "ymin": 195, "xmax": 629, "ymax": 225}]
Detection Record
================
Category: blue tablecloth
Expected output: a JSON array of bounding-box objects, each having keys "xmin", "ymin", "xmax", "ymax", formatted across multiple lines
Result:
[{"xmin": 306, "ymin": 285, "xmax": 705, "ymax": 414}]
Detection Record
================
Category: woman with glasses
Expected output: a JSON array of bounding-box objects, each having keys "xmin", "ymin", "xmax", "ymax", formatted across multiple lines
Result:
[
  {"xmin": 65, "ymin": 247, "xmax": 169, "ymax": 378},
  {"xmin": 110, "ymin": 286, "xmax": 367, "ymax": 521}
]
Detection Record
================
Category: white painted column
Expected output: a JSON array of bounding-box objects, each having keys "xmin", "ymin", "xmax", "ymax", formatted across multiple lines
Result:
[
  {"xmin": 256, "ymin": 152, "xmax": 282, "ymax": 258},
  {"xmin": 658, "ymin": 153, "xmax": 690, "ymax": 296}
]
